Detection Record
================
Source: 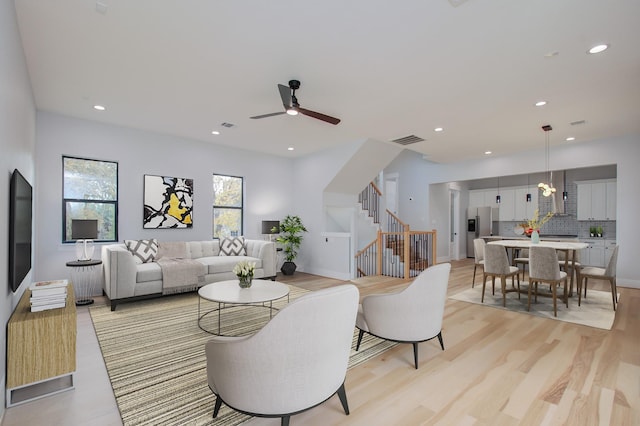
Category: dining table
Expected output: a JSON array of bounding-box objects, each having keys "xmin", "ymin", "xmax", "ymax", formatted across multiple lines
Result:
[{"xmin": 487, "ymin": 239, "xmax": 588, "ymax": 297}]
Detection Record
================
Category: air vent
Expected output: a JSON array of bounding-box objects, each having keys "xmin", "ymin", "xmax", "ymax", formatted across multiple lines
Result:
[
  {"xmin": 570, "ymin": 120, "xmax": 586, "ymax": 126},
  {"xmin": 391, "ymin": 135, "xmax": 425, "ymax": 145},
  {"xmin": 221, "ymin": 122, "xmax": 235, "ymax": 128}
]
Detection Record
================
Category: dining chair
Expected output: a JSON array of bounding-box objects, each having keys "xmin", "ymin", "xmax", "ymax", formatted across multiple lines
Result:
[
  {"xmin": 576, "ymin": 245, "xmax": 619, "ymax": 310},
  {"xmin": 472, "ymin": 238, "xmax": 486, "ymax": 288},
  {"xmin": 528, "ymin": 246, "xmax": 568, "ymax": 317},
  {"xmin": 482, "ymin": 245, "xmax": 520, "ymax": 307}
]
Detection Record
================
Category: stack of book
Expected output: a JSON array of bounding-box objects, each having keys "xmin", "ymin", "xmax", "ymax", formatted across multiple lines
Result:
[{"xmin": 29, "ymin": 279, "xmax": 68, "ymax": 312}]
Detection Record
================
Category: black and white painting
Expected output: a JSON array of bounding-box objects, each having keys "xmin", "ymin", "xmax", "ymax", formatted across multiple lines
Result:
[{"xmin": 143, "ymin": 175, "xmax": 193, "ymax": 229}]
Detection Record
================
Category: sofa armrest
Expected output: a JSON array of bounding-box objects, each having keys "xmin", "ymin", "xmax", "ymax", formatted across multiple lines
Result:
[
  {"xmin": 101, "ymin": 244, "xmax": 138, "ymax": 300},
  {"xmin": 245, "ymin": 240, "xmax": 276, "ymax": 278}
]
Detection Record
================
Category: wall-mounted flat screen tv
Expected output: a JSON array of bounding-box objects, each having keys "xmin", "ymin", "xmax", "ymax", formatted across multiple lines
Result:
[{"xmin": 9, "ymin": 169, "xmax": 33, "ymax": 292}]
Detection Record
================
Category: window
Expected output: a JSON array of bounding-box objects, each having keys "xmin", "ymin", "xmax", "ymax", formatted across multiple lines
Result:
[
  {"xmin": 213, "ymin": 174, "xmax": 243, "ymax": 239},
  {"xmin": 63, "ymin": 156, "xmax": 118, "ymax": 242}
]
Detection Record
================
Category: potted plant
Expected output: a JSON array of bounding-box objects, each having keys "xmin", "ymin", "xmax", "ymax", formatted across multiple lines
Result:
[{"xmin": 274, "ymin": 215, "xmax": 307, "ymax": 275}]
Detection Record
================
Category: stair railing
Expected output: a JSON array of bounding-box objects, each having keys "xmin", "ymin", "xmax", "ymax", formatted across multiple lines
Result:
[{"xmin": 358, "ymin": 181, "xmax": 382, "ymax": 224}]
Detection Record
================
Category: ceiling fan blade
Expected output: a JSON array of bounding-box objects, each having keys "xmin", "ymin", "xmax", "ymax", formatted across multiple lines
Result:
[
  {"xmin": 250, "ymin": 111, "xmax": 287, "ymax": 119},
  {"xmin": 278, "ymin": 84, "xmax": 292, "ymax": 109},
  {"xmin": 297, "ymin": 107, "xmax": 341, "ymax": 125}
]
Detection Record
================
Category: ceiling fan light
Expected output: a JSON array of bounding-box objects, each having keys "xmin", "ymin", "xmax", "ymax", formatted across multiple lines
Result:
[{"xmin": 286, "ymin": 108, "xmax": 298, "ymax": 116}]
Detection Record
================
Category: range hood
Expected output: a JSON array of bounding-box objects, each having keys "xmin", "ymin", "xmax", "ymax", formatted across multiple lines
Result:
[{"xmin": 550, "ymin": 170, "xmax": 569, "ymax": 216}]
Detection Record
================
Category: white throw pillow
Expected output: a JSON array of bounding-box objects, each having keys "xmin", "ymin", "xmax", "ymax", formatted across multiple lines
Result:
[
  {"xmin": 125, "ymin": 239, "xmax": 159, "ymax": 264},
  {"xmin": 219, "ymin": 236, "xmax": 246, "ymax": 256}
]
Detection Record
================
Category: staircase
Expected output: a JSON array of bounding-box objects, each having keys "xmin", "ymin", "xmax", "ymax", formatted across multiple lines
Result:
[{"xmin": 355, "ymin": 182, "xmax": 436, "ymax": 279}]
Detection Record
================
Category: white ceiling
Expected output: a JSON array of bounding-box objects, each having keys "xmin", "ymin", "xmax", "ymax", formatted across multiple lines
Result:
[{"xmin": 14, "ymin": 0, "xmax": 640, "ymax": 163}]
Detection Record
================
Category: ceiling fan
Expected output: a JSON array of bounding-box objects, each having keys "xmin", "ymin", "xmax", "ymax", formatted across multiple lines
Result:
[{"xmin": 250, "ymin": 80, "xmax": 341, "ymax": 125}]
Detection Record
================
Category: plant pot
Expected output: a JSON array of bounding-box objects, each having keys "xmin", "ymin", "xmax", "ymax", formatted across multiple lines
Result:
[
  {"xmin": 281, "ymin": 261, "xmax": 297, "ymax": 276},
  {"xmin": 238, "ymin": 275, "xmax": 253, "ymax": 288}
]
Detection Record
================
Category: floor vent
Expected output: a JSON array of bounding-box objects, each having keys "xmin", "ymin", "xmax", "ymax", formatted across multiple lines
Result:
[{"xmin": 391, "ymin": 135, "xmax": 425, "ymax": 145}]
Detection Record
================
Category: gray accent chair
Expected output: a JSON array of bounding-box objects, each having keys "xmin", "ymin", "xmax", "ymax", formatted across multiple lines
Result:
[
  {"xmin": 205, "ymin": 284, "xmax": 359, "ymax": 426},
  {"xmin": 514, "ymin": 248, "xmax": 529, "ymax": 281},
  {"xmin": 472, "ymin": 238, "xmax": 486, "ymax": 287},
  {"xmin": 355, "ymin": 263, "xmax": 451, "ymax": 369},
  {"xmin": 577, "ymin": 245, "xmax": 619, "ymax": 310},
  {"xmin": 482, "ymin": 245, "xmax": 520, "ymax": 307},
  {"xmin": 528, "ymin": 246, "xmax": 568, "ymax": 317}
]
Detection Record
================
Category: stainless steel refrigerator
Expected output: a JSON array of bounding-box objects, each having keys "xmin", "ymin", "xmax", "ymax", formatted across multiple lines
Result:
[{"xmin": 466, "ymin": 206, "xmax": 493, "ymax": 258}]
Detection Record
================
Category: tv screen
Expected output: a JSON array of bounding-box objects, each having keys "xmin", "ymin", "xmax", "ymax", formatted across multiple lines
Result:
[{"xmin": 9, "ymin": 169, "xmax": 33, "ymax": 292}]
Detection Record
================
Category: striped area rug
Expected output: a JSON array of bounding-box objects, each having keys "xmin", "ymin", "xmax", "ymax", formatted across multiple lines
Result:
[{"xmin": 90, "ymin": 285, "xmax": 396, "ymax": 426}]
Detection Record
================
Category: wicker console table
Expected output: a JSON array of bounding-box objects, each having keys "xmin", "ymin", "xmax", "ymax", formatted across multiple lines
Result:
[{"xmin": 6, "ymin": 284, "xmax": 77, "ymax": 407}]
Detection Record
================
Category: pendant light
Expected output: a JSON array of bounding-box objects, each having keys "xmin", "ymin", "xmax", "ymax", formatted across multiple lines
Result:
[
  {"xmin": 526, "ymin": 175, "xmax": 532, "ymax": 202},
  {"xmin": 562, "ymin": 170, "xmax": 568, "ymax": 201},
  {"xmin": 496, "ymin": 177, "xmax": 501, "ymax": 204},
  {"xmin": 538, "ymin": 124, "xmax": 557, "ymax": 197}
]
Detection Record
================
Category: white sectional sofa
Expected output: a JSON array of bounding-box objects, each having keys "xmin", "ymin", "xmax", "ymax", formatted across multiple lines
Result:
[{"xmin": 102, "ymin": 239, "xmax": 276, "ymax": 310}]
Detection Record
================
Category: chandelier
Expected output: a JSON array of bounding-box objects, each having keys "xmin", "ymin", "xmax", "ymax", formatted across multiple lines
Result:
[{"xmin": 538, "ymin": 124, "xmax": 556, "ymax": 197}]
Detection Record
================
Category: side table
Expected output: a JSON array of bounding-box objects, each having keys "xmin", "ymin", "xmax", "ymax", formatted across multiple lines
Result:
[{"xmin": 66, "ymin": 259, "xmax": 102, "ymax": 305}]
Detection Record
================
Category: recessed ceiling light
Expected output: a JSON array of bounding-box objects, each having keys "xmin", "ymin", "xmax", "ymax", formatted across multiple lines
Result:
[
  {"xmin": 565, "ymin": 136, "xmax": 575, "ymax": 141},
  {"xmin": 484, "ymin": 151, "xmax": 492, "ymax": 155},
  {"xmin": 287, "ymin": 147, "xmax": 294, "ymax": 151},
  {"xmin": 544, "ymin": 51, "xmax": 560, "ymax": 58},
  {"xmin": 535, "ymin": 101, "xmax": 547, "ymax": 107},
  {"xmin": 93, "ymin": 105, "xmax": 105, "ymax": 111},
  {"xmin": 211, "ymin": 130, "xmax": 220, "ymax": 135},
  {"xmin": 434, "ymin": 127, "xmax": 444, "ymax": 132},
  {"xmin": 588, "ymin": 44, "xmax": 608, "ymax": 54}
]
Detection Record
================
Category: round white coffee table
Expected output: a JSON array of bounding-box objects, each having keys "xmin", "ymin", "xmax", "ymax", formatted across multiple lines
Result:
[{"xmin": 198, "ymin": 279, "xmax": 290, "ymax": 335}]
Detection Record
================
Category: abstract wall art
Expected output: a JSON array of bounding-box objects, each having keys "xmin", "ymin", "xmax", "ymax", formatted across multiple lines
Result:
[{"xmin": 143, "ymin": 175, "xmax": 194, "ymax": 229}]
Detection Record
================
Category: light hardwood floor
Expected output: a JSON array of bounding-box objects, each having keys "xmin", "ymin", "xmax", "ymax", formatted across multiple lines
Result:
[{"xmin": 2, "ymin": 259, "xmax": 638, "ymax": 425}]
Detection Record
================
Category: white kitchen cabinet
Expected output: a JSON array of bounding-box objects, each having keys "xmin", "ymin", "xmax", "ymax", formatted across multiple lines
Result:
[
  {"xmin": 577, "ymin": 180, "xmax": 615, "ymax": 221},
  {"xmin": 469, "ymin": 190, "xmax": 485, "ymax": 208},
  {"xmin": 498, "ymin": 189, "xmax": 516, "ymax": 221},
  {"xmin": 606, "ymin": 181, "xmax": 616, "ymax": 220},
  {"xmin": 604, "ymin": 240, "xmax": 617, "ymax": 267},
  {"xmin": 514, "ymin": 188, "xmax": 538, "ymax": 221},
  {"xmin": 580, "ymin": 239, "xmax": 606, "ymax": 267}
]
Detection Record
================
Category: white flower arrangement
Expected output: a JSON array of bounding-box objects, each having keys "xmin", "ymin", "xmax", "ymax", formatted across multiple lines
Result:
[{"xmin": 233, "ymin": 260, "xmax": 256, "ymax": 278}]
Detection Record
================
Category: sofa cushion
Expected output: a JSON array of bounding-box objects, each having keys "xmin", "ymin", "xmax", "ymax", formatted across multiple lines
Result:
[
  {"xmin": 125, "ymin": 239, "xmax": 158, "ymax": 264},
  {"xmin": 157, "ymin": 241, "xmax": 187, "ymax": 259},
  {"xmin": 136, "ymin": 262, "xmax": 162, "ymax": 283},
  {"xmin": 186, "ymin": 241, "xmax": 219, "ymax": 259},
  {"xmin": 219, "ymin": 236, "xmax": 246, "ymax": 256},
  {"xmin": 197, "ymin": 256, "xmax": 262, "ymax": 275}
]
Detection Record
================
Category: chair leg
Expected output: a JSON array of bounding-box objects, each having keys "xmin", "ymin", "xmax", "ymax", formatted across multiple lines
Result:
[
  {"xmin": 527, "ymin": 280, "xmax": 533, "ymax": 311},
  {"xmin": 336, "ymin": 383, "xmax": 350, "ymax": 415},
  {"xmin": 609, "ymin": 278, "xmax": 617, "ymax": 311},
  {"xmin": 281, "ymin": 416, "xmax": 291, "ymax": 426},
  {"xmin": 355, "ymin": 329, "xmax": 365, "ymax": 351},
  {"xmin": 437, "ymin": 331, "xmax": 445, "ymax": 350},
  {"xmin": 501, "ymin": 276, "xmax": 506, "ymax": 307},
  {"xmin": 212, "ymin": 396, "xmax": 222, "ymax": 418},
  {"xmin": 584, "ymin": 277, "xmax": 589, "ymax": 299},
  {"xmin": 552, "ymin": 281, "xmax": 558, "ymax": 317},
  {"xmin": 412, "ymin": 342, "xmax": 419, "ymax": 369},
  {"xmin": 472, "ymin": 264, "xmax": 477, "ymax": 288},
  {"xmin": 481, "ymin": 274, "xmax": 488, "ymax": 303},
  {"xmin": 492, "ymin": 276, "xmax": 496, "ymax": 295}
]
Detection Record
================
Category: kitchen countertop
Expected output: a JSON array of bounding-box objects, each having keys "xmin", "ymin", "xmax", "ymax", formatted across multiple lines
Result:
[{"xmin": 481, "ymin": 235, "xmax": 580, "ymax": 241}]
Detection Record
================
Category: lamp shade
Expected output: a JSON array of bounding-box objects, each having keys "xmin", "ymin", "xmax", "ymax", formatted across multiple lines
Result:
[
  {"xmin": 261, "ymin": 220, "xmax": 280, "ymax": 234},
  {"xmin": 72, "ymin": 219, "xmax": 98, "ymax": 240}
]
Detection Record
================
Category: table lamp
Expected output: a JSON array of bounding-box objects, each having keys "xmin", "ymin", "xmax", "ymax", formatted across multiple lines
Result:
[
  {"xmin": 72, "ymin": 219, "xmax": 98, "ymax": 261},
  {"xmin": 261, "ymin": 220, "xmax": 280, "ymax": 241}
]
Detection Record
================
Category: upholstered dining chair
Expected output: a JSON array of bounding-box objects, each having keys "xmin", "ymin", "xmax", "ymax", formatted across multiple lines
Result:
[
  {"xmin": 577, "ymin": 245, "xmax": 619, "ymax": 310},
  {"xmin": 528, "ymin": 246, "xmax": 568, "ymax": 317},
  {"xmin": 482, "ymin": 245, "xmax": 520, "ymax": 307},
  {"xmin": 472, "ymin": 238, "xmax": 486, "ymax": 288},
  {"xmin": 205, "ymin": 284, "xmax": 359, "ymax": 426},
  {"xmin": 355, "ymin": 263, "xmax": 451, "ymax": 369}
]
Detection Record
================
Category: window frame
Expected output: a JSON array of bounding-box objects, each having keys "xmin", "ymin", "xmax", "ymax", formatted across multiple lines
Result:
[
  {"xmin": 62, "ymin": 155, "xmax": 119, "ymax": 243},
  {"xmin": 212, "ymin": 173, "xmax": 244, "ymax": 239}
]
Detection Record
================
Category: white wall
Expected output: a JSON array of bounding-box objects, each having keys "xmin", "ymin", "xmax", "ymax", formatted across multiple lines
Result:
[
  {"xmin": 424, "ymin": 135, "xmax": 640, "ymax": 288},
  {"xmin": 1, "ymin": 0, "xmax": 37, "ymax": 417},
  {"xmin": 34, "ymin": 112, "xmax": 294, "ymax": 285}
]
